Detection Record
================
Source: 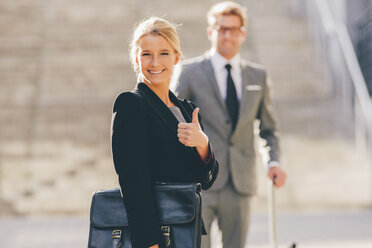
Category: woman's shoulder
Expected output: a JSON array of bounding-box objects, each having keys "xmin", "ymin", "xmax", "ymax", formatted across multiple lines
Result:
[{"xmin": 113, "ymin": 90, "xmax": 144, "ymax": 113}]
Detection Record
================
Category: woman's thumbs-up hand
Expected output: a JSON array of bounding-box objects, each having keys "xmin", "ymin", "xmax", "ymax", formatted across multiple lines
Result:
[
  {"xmin": 177, "ymin": 108, "xmax": 208, "ymax": 147},
  {"xmin": 177, "ymin": 108, "xmax": 210, "ymax": 162}
]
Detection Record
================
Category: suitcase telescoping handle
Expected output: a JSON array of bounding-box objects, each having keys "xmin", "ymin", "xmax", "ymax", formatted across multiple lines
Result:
[
  {"xmin": 268, "ymin": 177, "xmax": 297, "ymax": 248},
  {"xmin": 268, "ymin": 178, "xmax": 278, "ymax": 248}
]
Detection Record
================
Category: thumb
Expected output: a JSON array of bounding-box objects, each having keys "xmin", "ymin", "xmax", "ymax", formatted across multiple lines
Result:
[{"xmin": 192, "ymin": 108, "xmax": 200, "ymax": 124}]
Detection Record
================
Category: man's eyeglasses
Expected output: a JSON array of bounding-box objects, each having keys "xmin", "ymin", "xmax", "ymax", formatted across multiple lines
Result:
[{"xmin": 214, "ymin": 25, "xmax": 246, "ymax": 36}]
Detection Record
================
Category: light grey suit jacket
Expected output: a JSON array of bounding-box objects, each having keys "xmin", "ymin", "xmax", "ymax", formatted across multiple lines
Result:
[{"xmin": 176, "ymin": 53, "xmax": 280, "ymax": 195}]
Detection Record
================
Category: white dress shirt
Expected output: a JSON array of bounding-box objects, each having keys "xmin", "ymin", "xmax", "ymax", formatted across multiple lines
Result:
[{"xmin": 209, "ymin": 49, "xmax": 243, "ymax": 101}]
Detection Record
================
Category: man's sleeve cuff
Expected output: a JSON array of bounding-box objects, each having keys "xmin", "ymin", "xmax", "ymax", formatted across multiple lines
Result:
[{"xmin": 268, "ymin": 161, "xmax": 280, "ymax": 168}]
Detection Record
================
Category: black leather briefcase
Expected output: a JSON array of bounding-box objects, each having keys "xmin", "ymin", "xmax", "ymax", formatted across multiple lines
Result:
[{"xmin": 87, "ymin": 183, "xmax": 203, "ymax": 248}]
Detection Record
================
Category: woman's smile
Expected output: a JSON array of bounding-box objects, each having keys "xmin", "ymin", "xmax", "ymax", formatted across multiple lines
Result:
[{"xmin": 148, "ymin": 69, "xmax": 166, "ymax": 74}]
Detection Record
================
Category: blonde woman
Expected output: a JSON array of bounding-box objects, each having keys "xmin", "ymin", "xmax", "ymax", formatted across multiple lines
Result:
[{"xmin": 111, "ymin": 17, "xmax": 219, "ymax": 248}]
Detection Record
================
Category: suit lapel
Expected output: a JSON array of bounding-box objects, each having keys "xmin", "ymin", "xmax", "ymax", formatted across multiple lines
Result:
[
  {"xmin": 136, "ymin": 83, "xmax": 181, "ymax": 136},
  {"xmin": 171, "ymin": 93, "xmax": 192, "ymax": 123},
  {"xmin": 231, "ymin": 62, "xmax": 256, "ymax": 139},
  {"xmin": 201, "ymin": 58, "xmax": 229, "ymax": 117}
]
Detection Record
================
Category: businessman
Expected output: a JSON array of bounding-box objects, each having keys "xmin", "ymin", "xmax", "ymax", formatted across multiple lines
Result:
[{"xmin": 176, "ymin": 1, "xmax": 287, "ymax": 247}]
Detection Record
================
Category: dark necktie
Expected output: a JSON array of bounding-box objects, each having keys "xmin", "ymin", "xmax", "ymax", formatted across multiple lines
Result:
[{"xmin": 225, "ymin": 64, "xmax": 239, "ymax": 131}]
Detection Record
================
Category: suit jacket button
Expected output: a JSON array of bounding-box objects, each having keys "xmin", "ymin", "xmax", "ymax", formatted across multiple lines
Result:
[
  {"xmin": 226, "ymin": 119, "xmax": 231, "ymax": 124},
  {"xmin": 229, "ymin": 141, "xmax": 233, "ymax": 146}
]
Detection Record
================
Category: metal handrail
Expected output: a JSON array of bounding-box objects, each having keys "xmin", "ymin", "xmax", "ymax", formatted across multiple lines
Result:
[
  {"xmin": 350, "ymin": 3, "xmax": 372, "ymax": 26},
  {"xmin": 337, "ymin": 25, "xmax": 372, "ymax": 125},
  {"xmin": 314, "ymin": 0, "xmax": 372, "ymax": 133}
]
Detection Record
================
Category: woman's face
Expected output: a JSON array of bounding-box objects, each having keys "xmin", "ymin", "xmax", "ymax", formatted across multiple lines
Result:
[{"xmin": 136, "ymin": 34, "xmax": 179, "ymax": 87}]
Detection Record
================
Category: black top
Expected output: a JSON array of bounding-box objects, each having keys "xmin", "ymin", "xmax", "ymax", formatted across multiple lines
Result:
[{"xmin": 111, "ymin": 82, "xmax": 219, "ymax": 248}]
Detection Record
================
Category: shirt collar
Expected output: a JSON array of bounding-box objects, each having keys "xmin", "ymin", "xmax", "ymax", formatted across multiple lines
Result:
[{"xmin": 209, "ymin": 48, "xmax": 241, "ymax": 71}]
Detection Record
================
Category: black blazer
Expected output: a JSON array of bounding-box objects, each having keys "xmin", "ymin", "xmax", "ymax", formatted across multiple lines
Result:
[{"xmin": 111, "ymin": 82, "xmax": 219, "ymax": 247}]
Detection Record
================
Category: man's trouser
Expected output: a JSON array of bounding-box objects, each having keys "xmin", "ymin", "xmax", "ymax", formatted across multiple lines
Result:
[{"xmin": 201, "ymin": 179, "xmax": 252, "ymax": 248}]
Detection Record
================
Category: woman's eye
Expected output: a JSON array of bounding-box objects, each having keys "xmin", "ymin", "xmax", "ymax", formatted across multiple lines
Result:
[
  {"xmin": 160, "ymin": 52, "xmax": 169, "ymax": 55},
  {"xmin": 142, "ymin": 53, "xmax": 151, "ymax": 56}
]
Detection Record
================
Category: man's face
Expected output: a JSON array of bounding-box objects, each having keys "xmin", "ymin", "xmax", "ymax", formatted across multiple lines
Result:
[{"xmin": 208, "ymin": 15, "xmax": 246, "ymax": 59}]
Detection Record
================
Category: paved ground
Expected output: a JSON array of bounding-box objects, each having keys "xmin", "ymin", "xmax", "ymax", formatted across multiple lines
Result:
[{"xmin": 1, "ymin": 210, "xmax": 371, "ymax": 248}]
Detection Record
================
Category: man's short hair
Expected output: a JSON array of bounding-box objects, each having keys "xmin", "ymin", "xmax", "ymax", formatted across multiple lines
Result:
[{"xmin": 207, "ymin": 1, "xmax": 248, "ymax": 28}]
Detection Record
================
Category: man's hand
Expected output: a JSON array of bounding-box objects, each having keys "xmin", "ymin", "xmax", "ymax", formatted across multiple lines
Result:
[
  {"xmin": 149, "ymin": 245, "xmax": 159, "ymax": 248},
  {"xmin": 268, "ymin": 166, "xmax": 286, "ymax": 188}
]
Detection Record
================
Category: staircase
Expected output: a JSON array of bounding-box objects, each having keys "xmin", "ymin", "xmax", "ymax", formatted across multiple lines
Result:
[{"xmin": 0, "ymin": 0, "xmax": 370, "ymax": 215}]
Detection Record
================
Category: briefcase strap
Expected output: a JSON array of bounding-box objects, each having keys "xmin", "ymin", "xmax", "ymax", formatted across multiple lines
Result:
[{"xmin": 112, "ymin": 230, "xmax": 122, "ymax": 248}]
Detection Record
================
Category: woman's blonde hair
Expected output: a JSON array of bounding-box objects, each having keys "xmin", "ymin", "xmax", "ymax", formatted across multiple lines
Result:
[
  {"xmin": 129, "ymin": 17, "xmax": 182, "ymax": 83},
  {"xmin": 207, "ymin": 1, "xmax": 248, "ymax": 28}
]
